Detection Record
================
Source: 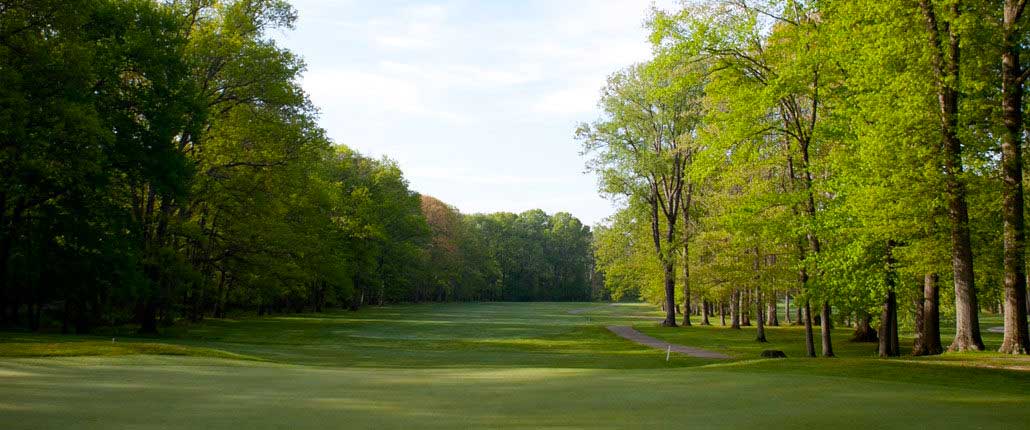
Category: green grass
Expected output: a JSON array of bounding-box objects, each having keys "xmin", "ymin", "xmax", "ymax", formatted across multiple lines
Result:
[
  {"xmin": 0, "ymin": 302, "xmax": 1028, "ymax": 429},
  {"xmin": 0, "ymin": 337, "xmax": 260, "ymax": 361}
]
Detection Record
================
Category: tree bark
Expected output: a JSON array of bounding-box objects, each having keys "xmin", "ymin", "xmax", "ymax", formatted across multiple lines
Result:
[
  {"xmin": 755, "ymin": 289, "xmax": 767, "ymax": 342},
  {"xmin": 701, "ymin": 298, "xmax": 711, "ymax": 325},
  {"xmin": 820, "ymin": 301, "xmax": 834, "ymax": 357},
  {"xmin": 803, "ymin": 299, "xmax": 815, "ymax": 357},
  {"xmin": 914, "ymin": 273, "xmax": 944, "ymax": 355},
  {"xmin": 913, "ymin": 285, "xmax": 926, "ymax": 353},
  {"xmin": 661, "ymin": 262, "xmax": 677, "ymax": 327},
  {"xmin": 851, "ymin": 311, "xmax": 878, "ymax": 342},
  {"xmin": 880, "ymin": 241, "xmax": 901, "ymax": 356},
  {"xmin": 767, "ymin": 293, "xmax": 779, "ymax": 326},
  {"xmin": 720, "ymin": 299, "xmax": 726, "ymax": 326},
  {"xmin": 740, "ymin": 289, "xmax": 751, "ymax": 326},
  {"xmin": 649, "ymin": 188, "xmax": 679, "ymax": 328},
  {"xmin": 999, "ymin": 0, "xmax": 1030, "ymax": 355},
  {"xmin": 878, "ymin": 290, "xmax": 901, "ymax": 357},
  {"xmin": 730, "ymin": 289, "xmax": 741, "ymax": 329}
]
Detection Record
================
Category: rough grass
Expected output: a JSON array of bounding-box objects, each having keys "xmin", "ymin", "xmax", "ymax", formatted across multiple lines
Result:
[
  {"xmin": 637, "ymin": 311, "xmax": 1030, "ymax": 371},
  {"xmin": 0, "ymin": 340, "xmax": 258, "ymax": 361},
  {"xmin": 0, "ymin": 302, "xmax": 1028, "ymax": 429}
]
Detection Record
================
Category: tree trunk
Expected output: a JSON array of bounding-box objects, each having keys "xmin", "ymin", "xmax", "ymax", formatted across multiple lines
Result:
[
  {"xmin": 999, "ymin": 0, "xmax": 1030, "ymax": 355},
  {"xmin": 918, "ymin": 0, "xmax": 984, "ymax": 352},
  {"xmin": 681, "ymin": 184, "xmax": 693, "ymax": 327},
  {"xmin": 803, "ymin": 299, "xmax": 815, "ymax": 357},
  {"xmin": 755, "ymin": 290, "xmax": 767, "ymax": 342},
  {"xmin": 918, "ymin": 284, "xmax": 927, "ymax": 348},
  {"xmin": 701, "ymin": 298, "xmax": 711, "ymax": 325},
  {"xmin": 915, "ymin": 273, "xmax": 944, "ymax": 356},
  {"xmin": 878, "ymin": 290, "xmax": 900, "ymax": 357},
  {"xmin": 820, "ymin": 301, "xmax": 834, "ymax": 357},
  {"xmin": 720, "ymin": 300, "xmax": 726, "ymax": 326},
  {"xmin": 730, "ymin": 290, "xmax": 741, "ymax": 329},
  {"xmin": 767, "ymin": 293, "xmax": 779, "ymax": 326},
  {"xmin": 913, "ymin": 281, "xmax": 926, "ymax": 353},
  {"xmin": 740, "ymin": 289, "xmax": 751, "ymax": 326},
  {"xmin": 649, "ymin": 191, "xmax": 678, "ymax": 327},
  {"xmin": 880, "ymin": 241, "xmax": 901, "ymax": 357},
  {"xmin": 661, "ymin": 262, "xmax": 677, "ymax": 327},
  {"xmin": 851, "ymin": 311, "xmax": 878, "ymax": 343}
]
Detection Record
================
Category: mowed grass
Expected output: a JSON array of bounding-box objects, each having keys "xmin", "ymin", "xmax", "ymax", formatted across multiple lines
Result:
[{"xmin": 0, "ymin": 302, "xmax": 1028, "ymax": 429}]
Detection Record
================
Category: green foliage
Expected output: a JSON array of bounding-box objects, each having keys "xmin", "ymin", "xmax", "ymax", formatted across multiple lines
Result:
[
  {"xmin": 463, "ymin": 210, "xmax": 594, "ymax": 302},
  {"xmin": 589, "ymin": 0, "xmax": 1022, "ymax": 343},
  {"xmin": 0, "ymin": 0, "xmax": 594, "ymax": 334}
]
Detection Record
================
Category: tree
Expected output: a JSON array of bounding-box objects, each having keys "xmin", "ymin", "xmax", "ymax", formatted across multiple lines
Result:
[
  {"xmin": 580, "ymin": 59, "xmax": 704, "ymax": 327},
  {"xmin": 997, "ymin": 0, "xmax": 1030, "ymax": 355},
  {"xmin": 917, "ymin": 0, "xmax": 985, "ymax": 352},
  {"xmin": 651, "ymin": 0, "xmax": 838, "ymax": 356}
]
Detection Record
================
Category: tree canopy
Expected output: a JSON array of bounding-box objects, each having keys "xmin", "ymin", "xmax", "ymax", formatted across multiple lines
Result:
[
  {"xmin": 587, "ymin": 0, "xmax": 1030, "ymax": 355},
  {"xmin": 0, "ymin": 0, "xmax": 594, "ymax": 334}
]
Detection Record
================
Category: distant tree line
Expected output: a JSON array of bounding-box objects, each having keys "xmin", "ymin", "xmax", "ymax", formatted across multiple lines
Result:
[
  {"xmin": 419, "ymin": 198, "xmax": 594, "ymax": 302},
  {"xmin": 584, "ymin": 0, "xmax": 1030, "ymax": 355},
  {"xmin": 0, "ymin": 0, "xmax": 594, "ymax": 334}
]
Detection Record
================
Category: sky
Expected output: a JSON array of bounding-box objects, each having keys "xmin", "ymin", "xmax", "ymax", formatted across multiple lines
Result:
[{"xmin": 276, "ymin": 0, "xmax": 677, "ymax": 226}]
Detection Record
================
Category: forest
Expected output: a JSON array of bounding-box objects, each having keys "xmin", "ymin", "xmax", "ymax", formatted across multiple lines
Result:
[
  {"xmin": 583, "ymin": 0, "xmax": 1030, "ymax": 355},
  {"xmin": 0, "ymin": 0, "xmax": 595, "ymax": 334},
  {"xmin": 2, "ymin": 1, "xmax": 1030, "ymax": 428}
]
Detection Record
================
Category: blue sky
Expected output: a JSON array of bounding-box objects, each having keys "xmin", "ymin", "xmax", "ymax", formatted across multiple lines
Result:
[{"xmin": 276, "ymin": 0, "xmax": 676, "ymax": 226}]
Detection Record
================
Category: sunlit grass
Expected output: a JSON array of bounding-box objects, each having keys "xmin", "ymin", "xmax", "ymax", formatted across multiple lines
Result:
[
  {"xmin": 0, "ymin": 302, "xmax": 1028, "ymax": 429},
  {"xmin": 0, "ymin": 338, "xmax": 261, "ymax": 361}
]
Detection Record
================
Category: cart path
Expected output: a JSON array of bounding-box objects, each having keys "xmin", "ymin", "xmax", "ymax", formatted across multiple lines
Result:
[
  {"xmin": 567, "ymin": 303, "xmax": 619, "ymax": 314},
  {"xmin": 606, "ymin": 326, "xmax": 731, "ymax": 359}
]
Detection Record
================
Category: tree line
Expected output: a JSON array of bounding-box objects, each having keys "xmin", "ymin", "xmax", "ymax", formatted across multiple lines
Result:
[
  {"xmin": 583, "ymin": 0, "xmax": 1030, "ymax": 355},
  {"xmin": 421, "ymin": 198, "xmax": 595, "ymax": 303},
  {"xmin": 0, "ymin": 0, "xmax": 594, "ymax": 334}
]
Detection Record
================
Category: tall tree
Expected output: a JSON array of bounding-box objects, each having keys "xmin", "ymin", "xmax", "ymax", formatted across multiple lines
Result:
[
  {"xmin": 917, "ymin": 0, "xmax": 984, "ymax": 351},
  {"xmin": 998, "ymin": 0, "xmax": 1030, "ymax": 355},
  {"xmin": 651, "ymin": 0, "xmax": 836, "ymax": 356},
  {"xmin": 580, "ymin": 60, "xmax": 704, "ymax": 326}
]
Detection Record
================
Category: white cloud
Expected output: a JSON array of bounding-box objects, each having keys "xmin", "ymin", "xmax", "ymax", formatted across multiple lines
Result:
[
  {"xmin": 375, "ymin": 35, "xmax": 435, "ymax": 50},
  {"xmin": 534, "ymin": 82, "xmax": 603, "ymax": 115},
  {"xmin": 379, "ymin": 61, "xmax": 542, "ymax": 88},
  {"xmin": 303, "ymin": 70, "xmax": 421, "ymax": 113},
  {"xmin": 371, "ymin": 3, "xmax": 449, "ymax": 50},
  {"xmin": 302, "ymin": 69, "xmax": 465, "ymax": 123},
  {"xmin": 278, "ymin": 0, "xmax": 683, "ymax": 225},
  {"xmin": 408, "ymin": 167, "xmax": 573, "ymax": 186}
]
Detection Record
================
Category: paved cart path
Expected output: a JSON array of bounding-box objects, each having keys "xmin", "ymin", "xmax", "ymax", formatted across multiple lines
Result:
[{"xmin": 606, "ymin": 326, "xmax": 731, "ymax": 359}]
